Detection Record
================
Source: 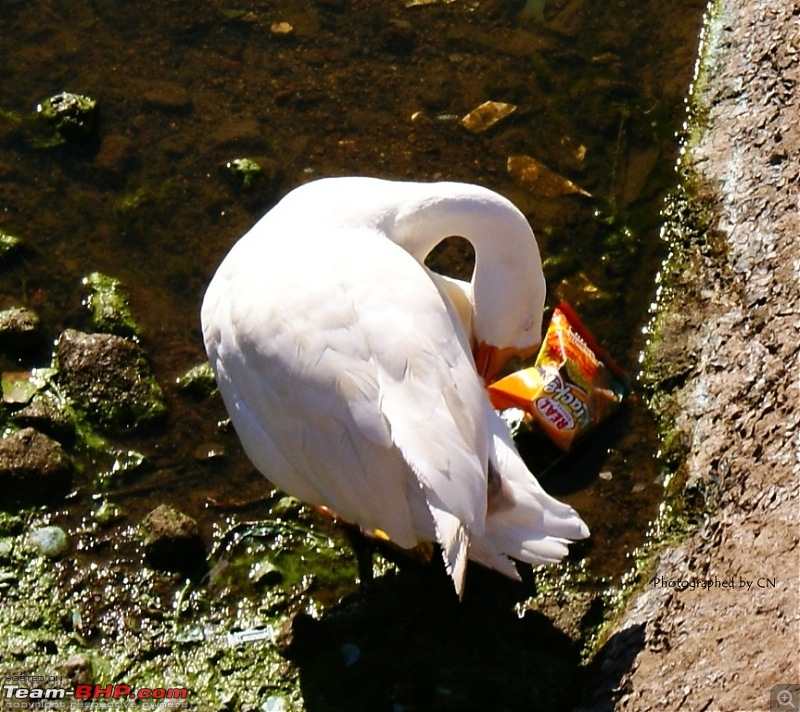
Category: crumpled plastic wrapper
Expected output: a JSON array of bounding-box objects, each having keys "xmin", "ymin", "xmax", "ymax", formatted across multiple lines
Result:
[{"xmin": 488, "ymin": 302, "xmax": 630, "ymax": 451}]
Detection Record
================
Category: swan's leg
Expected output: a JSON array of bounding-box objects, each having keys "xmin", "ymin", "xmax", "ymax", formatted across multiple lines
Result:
[{"xmin": 342, "ymin": 522, "xmax": 376, "ymax": 586}]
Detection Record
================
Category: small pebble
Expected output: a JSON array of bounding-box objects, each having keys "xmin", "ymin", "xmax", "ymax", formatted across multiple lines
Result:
[
  {"xmin": 262, "ymin": 696, "xmax": 288, "ymax": 712},
  {"xmin": 93, "ymin": 500, "xmax": 123, "ymax": 525},
  {"xmin": 340, "ymin": 642, "xmax": 361, "ymax": 666},
  {"xmin": 28, "ymin": 525, "xmax": 69, "ymax": 558},
  {"xmin": 269, "ymin": 22, "xmax": 294, "ymax": 37}
]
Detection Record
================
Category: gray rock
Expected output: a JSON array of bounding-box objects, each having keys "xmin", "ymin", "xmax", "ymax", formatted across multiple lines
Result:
[
  {"xmin": 12, "ymin": 393, "xmax": 76, "ymax": 443},
  {"xmin": 28, "ymin": 525, "xmax": 69, "ymax": 558}
]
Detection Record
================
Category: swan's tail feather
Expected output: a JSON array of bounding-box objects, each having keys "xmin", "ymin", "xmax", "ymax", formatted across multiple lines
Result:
[
  {"xmin": 467, "ymin": 540, "xmax": 521, "ymax": 580},
  {"xmin": 428, "ymin": 501, "xmax": 469, "ymax": 597},
  {"xmin": 468, "ymin": 403, "xmax": 590, "ymax": 580}
]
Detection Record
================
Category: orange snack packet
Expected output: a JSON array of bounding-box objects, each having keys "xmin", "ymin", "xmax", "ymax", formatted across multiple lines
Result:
[{"xmin": 488, "ymin": 302, "xmax": 630, "ymax": 450}]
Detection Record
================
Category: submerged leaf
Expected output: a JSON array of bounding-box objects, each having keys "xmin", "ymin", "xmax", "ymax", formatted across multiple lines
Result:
[
  {"xmin": 507, "ymin": 154, "xmax": 592, "ymax": 198},
  {"xmin": 461, "ymin": 101, "xmax": 517, "ymax": 133}
]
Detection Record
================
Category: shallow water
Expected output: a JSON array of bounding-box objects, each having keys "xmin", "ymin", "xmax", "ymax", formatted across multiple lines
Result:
[{"xmin": 0, "ymin": 0, "xmax": 707, "ymax": 594}]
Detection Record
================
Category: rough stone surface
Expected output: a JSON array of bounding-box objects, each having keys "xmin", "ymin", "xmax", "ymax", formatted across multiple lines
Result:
[
  {"xmin": 57, "ymin": 653, "xmax": 94, "ymax": 688},
  {"xmin": 12, "ymin": 394, "xmax": 76, "ymax": 443},
  {"xmin": 140, "ymin": 504, "xmax": 206, "ymax": 575},
  {"xmin": 583, "ymin": 2, "xmax": 800, "ymax": 710},
  {"xmin": 0, "ymin": 306, "xmax": 42, "ymax": 355},
  {"xmin": 54, "ymin": 329, "xmax": 166, "ymax": 432},
  {"xmin": 0, "ymin": 428, "xmax": 73, "ymax": 506}
]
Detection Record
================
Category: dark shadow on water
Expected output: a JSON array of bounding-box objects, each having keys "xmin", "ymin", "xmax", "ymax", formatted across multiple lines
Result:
[
  {"xmin": 287, "ymin": 562, "xmax": 588, "ymax": 712},
  {"xmin": 519, "ymin": 402, "xmax": 636, "ymax": 498}
]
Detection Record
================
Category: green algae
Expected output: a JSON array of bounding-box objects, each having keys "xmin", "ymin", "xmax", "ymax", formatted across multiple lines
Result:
[
  {"xmin": 226, "ymin": 158, "xmax": 263, "ymax": 190},
  {"xmin": 0, "ymin": 230, "xmax": 23, "ymax": 259},
  {"xmin": 82, "ymin": 272, "xmax": 141, "ymax": 338},
  {"xmin": 0, "ymin": 506, "xmax": 361, "ymax": 709},
  {"xmin": 176, "ymin": 361, "xmax": 217, "ymax": 398}
]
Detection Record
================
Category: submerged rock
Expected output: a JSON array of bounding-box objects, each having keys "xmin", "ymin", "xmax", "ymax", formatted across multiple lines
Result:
[
  {"xmin": 0, "ymin": 428, "xmax": 73, "ymax": 506},
  {"xmin": 0, "ymin": 306, "xmax": 43, "ymax": 356},
  {"xmin": 0, "ymin": 230, "xmax": 22, "ymax": 259},
  {"xmin": 140, "ymin": 504, "xmax": 206, "ymax": 575},
  {"xmin": 93, "ymin": 134, "xmax": 136, "ymax": 184},
  {"xmin": 82, "ymin": 272, "xmax": 141, "ymax": 337},
  {"xmin": 53, "ymin": 329, "xmax": 166, "ymax": 432},
  {"xmin": 141, "ymin": 81, "xmax": 192, "ymax": 112},
  {"xmin": 35, "ymin": 92, "xmax": 98, "ymax": 145}
]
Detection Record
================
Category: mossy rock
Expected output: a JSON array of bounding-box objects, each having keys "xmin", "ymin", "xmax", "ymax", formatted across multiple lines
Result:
[
  {"xmin": 176, "ymin": 361, "xmax": 217, "ymax": 398},
  {"xmin": 53, "ymin": 329, "xmax": 166, "ymax": 433},
  {"xmin": 35, "ymin": 92, "xmax": 97, "ymax": 146},
  {"xmin": 225, "ymin": 157, "xmax": 262, "ymax": 190},
  {"xmin": 82, "ymin": 272, "xmax": 141, "ymax": 337},
  {"xmin": 0, "ymin": 230, "xmax": 22, "ymax": 259}
]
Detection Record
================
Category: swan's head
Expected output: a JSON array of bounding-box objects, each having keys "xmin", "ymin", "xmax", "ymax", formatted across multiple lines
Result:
[{"xmin": 472, "ymin": 285, "xmax": 545, "ymax": 383}]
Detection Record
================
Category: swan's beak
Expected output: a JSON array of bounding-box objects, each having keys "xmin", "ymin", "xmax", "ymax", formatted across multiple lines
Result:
[{"xmin": 474, "ymin": 342, "xmax": 539, "ymax": 384}]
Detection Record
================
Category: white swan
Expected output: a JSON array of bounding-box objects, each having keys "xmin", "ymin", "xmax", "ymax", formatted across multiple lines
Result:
[{"xmin": 201, "ymin": 176, "xmax": 589, "ymax": 595}]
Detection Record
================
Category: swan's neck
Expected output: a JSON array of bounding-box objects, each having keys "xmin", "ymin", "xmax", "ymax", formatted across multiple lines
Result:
[{"xmin": 388, "ymin": 182, "xmax": 544, "ymax": 349}]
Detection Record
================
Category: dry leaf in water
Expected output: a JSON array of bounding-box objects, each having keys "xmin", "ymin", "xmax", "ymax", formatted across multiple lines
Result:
[
  {"xmin": 507, "ymin": 154, "xmax": 592, "ymax": 198},
  {"xmin": 460, "ymin": 101, "xmax": 517, "ymax": 133}
]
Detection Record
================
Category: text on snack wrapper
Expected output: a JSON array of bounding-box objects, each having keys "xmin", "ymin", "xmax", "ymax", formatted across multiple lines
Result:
[{"xmin": 540, "ymin": 374, "xmax": 588, "ymax": 424}]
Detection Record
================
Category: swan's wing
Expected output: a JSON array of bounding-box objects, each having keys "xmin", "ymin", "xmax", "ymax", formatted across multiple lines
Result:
[{"xmin": 202, "ymin": 226, "xmax": 490, "ymax": 573}]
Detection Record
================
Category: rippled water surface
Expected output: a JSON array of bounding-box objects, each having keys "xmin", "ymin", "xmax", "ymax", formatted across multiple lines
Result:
[{"xmin": 1, "ymin": 0, "xmax": 707, "ymax": 599}]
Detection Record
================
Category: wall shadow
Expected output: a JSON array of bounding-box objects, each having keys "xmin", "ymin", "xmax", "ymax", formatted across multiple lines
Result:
[{"xmin": 576, "ymin": 623, "xmax": 647, "ymax": 712}]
